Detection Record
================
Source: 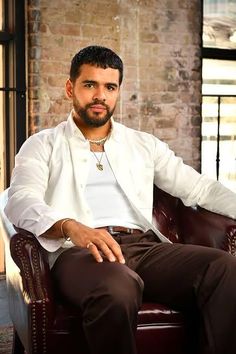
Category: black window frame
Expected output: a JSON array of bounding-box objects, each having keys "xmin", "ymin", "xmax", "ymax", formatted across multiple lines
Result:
[
  {"xmin": 201, "ymin": 0, "xmax": 236, "ymax": 180},
  {"xmin": 0, "ymin": 0, "xmax": 26, "ymax": 187},
  {"xmin": 203, "ymin": 47, "xmax": 236, "ymax": 61}
]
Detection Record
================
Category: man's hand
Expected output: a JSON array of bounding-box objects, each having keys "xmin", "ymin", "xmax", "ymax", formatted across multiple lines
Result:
[{"xmin": 63, "ymin": 220, "xmax": 125, "ymax": 264}]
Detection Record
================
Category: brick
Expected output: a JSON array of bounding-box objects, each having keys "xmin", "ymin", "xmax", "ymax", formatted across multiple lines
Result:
[
  {"xmin": 28, "ymin": 74, "xmax": 41, "ymax": 87},
  {"xmin": 28, "ymin": 9, "xmax": 41, "ymax": 22},
  {"xmin": 44, "ymin": 87, "xmax": 66, "ymax": 101},
  {"xmin": 28, "ymin": 89, "xmax": 40, "ymax": 100},
  {"xmin": 28, "ymin": 34, "xmax": 40, "ymax": 47},
  {"xmin": 160, "ymin": 93, "xmax": 176, "ymax": 104},
  {"xmin": 28, "ymin": 0, "xmax": 40, "ymax": 8},
  {"xmin": 41, "ymin": 47, "xmax": 71, "ymax": 61},
  {"xmin": 29, "ymin": 61, "xmax": 40, "ymax": 74},
  {"xmin": 155, "ymin": 127, "xmax": 178, "ymax": 141},
  {"xmin": 29, "ymin": 47, "xmax": 41, "ymax": 60},
  {"xmin": 48, "ymin": 23, "xmax": 81, "ymax": 36},
  {"xmin": 28, "ymin": 21, "xmax": 40, "ymax": 34},
  {"xmin": 29, "ymin": 100, "xmax": 40, "ymax": 114},
  {"xmin": 48, "ymin": 75, "xmax": 68, "ymax": 88},
  {"xmin": 41, "ymin": 7, "xmax": 65, "ymax": 23}
]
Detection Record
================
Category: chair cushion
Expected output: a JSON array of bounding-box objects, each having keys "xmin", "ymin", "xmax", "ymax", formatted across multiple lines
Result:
[
  {"xmin": 136, "ymin": 303, "xmax": 188, "ymax": 354},
  {"xmin": 137, "ymin": 302, "xmax": 184, "ymax": 326},
  {"xmin": 52, "ymin": 301, "xmax": 184, "ymax": 331}
]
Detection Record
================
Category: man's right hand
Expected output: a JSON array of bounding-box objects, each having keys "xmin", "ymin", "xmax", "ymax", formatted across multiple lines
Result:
[{"xmin": 63, "ymin": 220, "xmax": 125, "ymax": 264}]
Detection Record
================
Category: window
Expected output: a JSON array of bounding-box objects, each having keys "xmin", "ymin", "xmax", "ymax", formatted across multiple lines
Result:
[
  {"xmin": 201, "ymin": 59, "xmax": 236, "ymax": 191},
  {"xmin": 0, "ymin": 0, "xmax": 26, "ymax": 191},
  {"xmin": 202, "ymin": 0, "xmax": 236, "ymax": 192},
  {"xmin": 0, "ymin": 0, "xmax": 26, "ymax": 274}
]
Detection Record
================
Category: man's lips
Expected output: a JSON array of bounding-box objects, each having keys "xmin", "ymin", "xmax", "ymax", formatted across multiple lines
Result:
[{"xmin": 89, "ymin": 104, "xmax": 107, "ymax": 112}]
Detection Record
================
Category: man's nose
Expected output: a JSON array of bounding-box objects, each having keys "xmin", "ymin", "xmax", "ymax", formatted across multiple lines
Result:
[{"xmin": 93, "ymin": 87, "xmax": 106, "ymax": 101}]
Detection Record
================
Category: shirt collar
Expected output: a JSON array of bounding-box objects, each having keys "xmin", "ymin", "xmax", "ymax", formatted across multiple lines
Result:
[
  {"xmin": 64, "ymin": 111, "xmax": 121, "ymax": 143},
  {"xmin": 64, "ymin": 111, "xmax": 86, "ymax": 142}
]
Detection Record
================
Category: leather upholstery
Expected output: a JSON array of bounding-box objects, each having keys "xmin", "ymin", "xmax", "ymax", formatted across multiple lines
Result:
[{"xmin": 1, "ymin": 186, "xmax": 236, "ymax": 354}]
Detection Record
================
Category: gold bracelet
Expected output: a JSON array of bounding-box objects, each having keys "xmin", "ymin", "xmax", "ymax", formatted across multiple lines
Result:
[{"xmin": 60, "ymin": 218, "xmax": 73, "ymax": 241}]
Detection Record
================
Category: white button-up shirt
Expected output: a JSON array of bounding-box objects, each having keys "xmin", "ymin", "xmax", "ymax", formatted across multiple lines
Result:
[{"xmin": 5, "ymin": 112, "xmax": 236, "ymax": 256}]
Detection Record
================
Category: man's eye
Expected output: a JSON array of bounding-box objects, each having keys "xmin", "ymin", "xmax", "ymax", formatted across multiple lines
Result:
[
  {"xmin": 107, "ymin": 85, "xmax": 116, "ymax": 91},
  {"xmin": 84, "ymin": 83, "xmax": 94, "ymax": 88}
]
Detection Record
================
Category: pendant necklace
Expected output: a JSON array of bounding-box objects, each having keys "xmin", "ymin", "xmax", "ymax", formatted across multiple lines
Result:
[
  {"xmin": 88, "ymin": 132, "xmax": 110, "ymax": 171},
  {"xmin": 91, "ymin": 151, "xmax": 104, "ymax": 171}
]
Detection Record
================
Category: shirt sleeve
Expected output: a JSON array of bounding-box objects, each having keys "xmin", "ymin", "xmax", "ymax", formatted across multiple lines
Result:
[
  {"xmin": 4, "ymin": 133, "xmax": 67, "ymax": 252},
  {"xmin": 153, "ymin": 138, "xmax": 236, "ymax": 220}
]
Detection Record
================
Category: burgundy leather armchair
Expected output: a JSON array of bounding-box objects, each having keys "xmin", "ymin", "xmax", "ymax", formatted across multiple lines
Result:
[{"xmin": 1, "ymin": 186, "xmax": 236, "ymax": 354}]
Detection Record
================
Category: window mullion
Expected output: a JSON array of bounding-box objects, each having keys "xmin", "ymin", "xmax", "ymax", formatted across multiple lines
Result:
[{"xmin": 15, "ymin": 0, "xmax": 26, "ymax": 152}]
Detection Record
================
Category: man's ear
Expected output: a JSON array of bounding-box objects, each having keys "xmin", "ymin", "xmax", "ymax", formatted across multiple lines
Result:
[{"xmin": 65, "ymin": 79, "xmax": 73, "ymax": 99}]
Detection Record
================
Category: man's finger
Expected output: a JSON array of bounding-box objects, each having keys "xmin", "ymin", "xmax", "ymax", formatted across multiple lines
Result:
[
  {"xmin": 87, "ymin": 242, "xmax": 103, "ymax": 263},
  {"xmin": 109, "ymin": 243, "xmax": 125, "ymax": 264},
  {"xmin": 103, "ymin": 237, "xmax": 125, "ymax": 264},
  {"xmin": 98, "ymin": 241, "xmax": 117, "ymax": 262}
]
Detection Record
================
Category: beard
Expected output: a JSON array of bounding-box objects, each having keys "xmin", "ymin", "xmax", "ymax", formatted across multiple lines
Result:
[{"xmin": 73, "ymin": 96, "xmax": 116, "ymax": 128}]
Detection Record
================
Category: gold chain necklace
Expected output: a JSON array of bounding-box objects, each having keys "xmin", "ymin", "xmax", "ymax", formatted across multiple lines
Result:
[
  {"xmin": 88, "ymin": 135, "xmax": 108, "ymax": 146},
  {"xmin": 91, "ymin": 151, "xmax": 104, "ymax": 171}
]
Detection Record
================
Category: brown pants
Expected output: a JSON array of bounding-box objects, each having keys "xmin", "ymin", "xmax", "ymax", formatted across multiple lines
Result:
[{"xmin": 51, "ymin": 231, "xmax": 236, "ymax": 354}]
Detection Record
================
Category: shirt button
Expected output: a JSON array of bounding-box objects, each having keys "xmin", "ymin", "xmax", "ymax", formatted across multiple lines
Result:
[{"xmin": 83, "ymin": 158, "xmax": 87, "ymax": 162}]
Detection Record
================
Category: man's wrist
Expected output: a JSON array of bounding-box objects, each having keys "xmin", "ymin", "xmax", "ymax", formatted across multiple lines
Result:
[{"xmin": 60, "ymin": 218, "xmax": 76, "ymax": 240}]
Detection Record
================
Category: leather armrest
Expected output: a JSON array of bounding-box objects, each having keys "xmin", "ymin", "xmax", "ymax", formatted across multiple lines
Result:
[
  {"xmin": 8, "ymin": 231, "xmax": 56, "ymax": 352},
  {"xmin": 177, "ymin": 203, "xmax": 236, "ymax": 255},
  {"xmin": 153, "ymin": 186, "xmax": 236, "ymax": 255},
  {"xmin": 10, "ymin": 231, "xmax": 54, "ymax": 306}
]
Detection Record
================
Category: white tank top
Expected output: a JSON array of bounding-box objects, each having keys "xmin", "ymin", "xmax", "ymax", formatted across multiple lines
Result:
[{"xmin": 84, "ymin": 152, "xmax": 144, "ymax": 230}]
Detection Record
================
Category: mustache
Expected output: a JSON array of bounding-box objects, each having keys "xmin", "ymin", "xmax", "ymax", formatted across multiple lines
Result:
[{"xmin": 86, "ymin": 100, "xmax": 109, "ymax": 110}]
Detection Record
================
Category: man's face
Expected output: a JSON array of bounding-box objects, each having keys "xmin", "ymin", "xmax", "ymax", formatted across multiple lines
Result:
[{"xmin": 66, "ymin": 64, "xmax": 120, "ymax": 128}]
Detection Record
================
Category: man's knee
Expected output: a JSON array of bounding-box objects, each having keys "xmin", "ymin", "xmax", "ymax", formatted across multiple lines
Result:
[{"xmin": 103, "ymin": 265, "xmax": 143, "ymax": 304}]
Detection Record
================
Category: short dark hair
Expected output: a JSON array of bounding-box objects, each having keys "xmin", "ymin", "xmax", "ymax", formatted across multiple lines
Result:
[{"xmin": 69, "ymin": 45, "xmax": 123, "ymax": 85}]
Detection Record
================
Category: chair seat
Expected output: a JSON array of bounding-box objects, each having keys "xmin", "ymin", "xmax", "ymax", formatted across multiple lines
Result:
[
  {"xmin": 137, "ymin": 302, "xmax": 184, "ymax": 326},
  {"xmin": 47, "ymin": 302, "xmax": 187, "ymax": 354},
  {"xmin": 137, "ymin": 303, "xmax": 188, "ymax": 354},
  {"xmin": 52, "ymin": 301, "xmax": 184, "ymax": 331}
]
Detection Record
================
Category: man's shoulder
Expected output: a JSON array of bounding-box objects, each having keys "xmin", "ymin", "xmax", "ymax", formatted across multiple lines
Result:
[
  {"xmin": 28, "ymin": 120, "xmax": 67, "ymax": 142},
  {"xmin": 18, "ymin": 120, "xmax": 68, "ymax": 157}
]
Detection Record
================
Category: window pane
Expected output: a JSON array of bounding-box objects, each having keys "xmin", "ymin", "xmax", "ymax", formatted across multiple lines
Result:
[
  {"xmin": 203, "ymin": 0, "xmax": 236, "ymax": 49},
  {"xmin": 202, "ymin": 59, "xmax": 236, "ymax": 192},
  {"xmin": 202, "ymin": 59, "xmax": 236, "ymax": 95},
  {"xmin": 201, "ymin": 96, "xmax": 219, "ymax": 180},
  {"xmin": 0, "ymin": 0, "xmax": 3, "ymax": 30},
  {"xmin": 201, "ymin": 97, "xmax": 236, "ymax": 192},
  {"xmin": 0, "ymin": 44, "xmax": 5, "ymax": 191},
  {"xmin": 218, "ymin": 97, "xmax": 236, "ymax": 192}
]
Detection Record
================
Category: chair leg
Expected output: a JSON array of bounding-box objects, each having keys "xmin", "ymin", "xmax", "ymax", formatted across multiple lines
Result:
[{"xmin": 12, "ymin": 328, "xmax": 25, "ymax": 354}]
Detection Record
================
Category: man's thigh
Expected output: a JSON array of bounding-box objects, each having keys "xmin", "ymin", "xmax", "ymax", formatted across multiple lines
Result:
[
  {"xmin": 135, "ymin": 242, "xmax": 233, "ymax": 310},
  {"xmin": 51, "ymin": 246, "xmax": 143, "ymax": 307}
]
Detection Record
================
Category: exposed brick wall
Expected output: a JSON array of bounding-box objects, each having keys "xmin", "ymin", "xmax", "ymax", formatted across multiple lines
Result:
[{"xmin": 27, "ymin": 0, "xmax": 202, "ymax": 170}]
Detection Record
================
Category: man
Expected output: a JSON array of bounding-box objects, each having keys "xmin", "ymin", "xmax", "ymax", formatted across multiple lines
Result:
[{"xmin": 5, "ymin": 45, "xmax": 236, "ymax": 354}]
